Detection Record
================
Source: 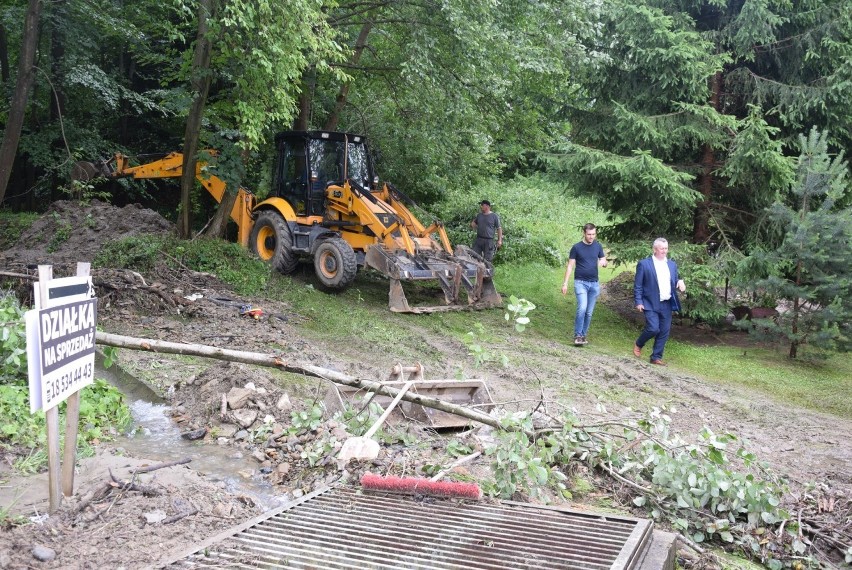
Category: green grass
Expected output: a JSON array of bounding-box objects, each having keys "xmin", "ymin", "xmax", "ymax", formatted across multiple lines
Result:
[
  {"xmin": 8, "ymin": 176, "xmax": 851, "ymax": 429},
  {"xmin": 254, "ymin": 170, "xmax": 852, "ymax": 420},
  {"xmin": 495, "ymin": 261, "xmax": 852, "ymax": 419},
  {"xmin": 0, "ymin": 211, "xmax": 39, "ymax": 250}
]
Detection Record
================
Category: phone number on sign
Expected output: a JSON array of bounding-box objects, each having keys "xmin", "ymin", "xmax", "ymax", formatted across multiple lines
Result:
[{"xmin": 45, "ymin": 362, "xmax": 93, "ymax": 404}]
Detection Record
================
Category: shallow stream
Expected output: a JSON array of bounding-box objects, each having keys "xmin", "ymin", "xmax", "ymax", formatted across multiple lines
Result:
[{"xmin": 96, "ymin": 356, "xmax": 287, "ymax": 510}]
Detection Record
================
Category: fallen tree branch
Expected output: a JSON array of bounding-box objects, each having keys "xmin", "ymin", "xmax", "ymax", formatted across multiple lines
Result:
[
  {"xmin": 74, "ymin": 481, "xmax": 113, "ymax": 513},
  {"xmin": 430, "ymin": 451, "xmax": 482, "ymax": 482},
  {"xmin": 161, "ymin": 508, "xmax": 198, "ymax": 525},
  {"xmin": 0, "ymin": 270, "xmax": 36, "ymax": 280},
  {"xmin": 135, "ymin": 458, "xmax": 192, "ymax": 474},
  {"xmin": 598, "ymin": 461, "xmax": 652, "ymax": 494},
  {"xmin": 95, "ymin": 331, "xmax": 525, "ymax": 435},
  {"xmin": 109, "ymin": 470, "xmax": 160, "ymax": 497}
]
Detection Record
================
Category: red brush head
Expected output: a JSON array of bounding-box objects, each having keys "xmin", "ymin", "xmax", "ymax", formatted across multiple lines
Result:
[{"xmin": 360, "ymin": 473, "xmax": 482, "ymax": 500}]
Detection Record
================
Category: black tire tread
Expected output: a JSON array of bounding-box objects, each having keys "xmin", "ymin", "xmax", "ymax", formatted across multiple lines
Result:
[
  {"xmin": 249, "ymin": 212, "xmax": 298, "ymax": 274},
  {"xmin": 313, "ymin": 237, "xmax": 357, "ymax": 290}
]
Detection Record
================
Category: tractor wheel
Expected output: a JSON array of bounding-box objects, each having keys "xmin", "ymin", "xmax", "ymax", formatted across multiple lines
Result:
[
  {"xmin": 313, "ymin": 237, "xmax": 357, "ymax": 290},
  {"xmin": 249, "ymin": 212, "xmax": 298, "ymax": 274}
]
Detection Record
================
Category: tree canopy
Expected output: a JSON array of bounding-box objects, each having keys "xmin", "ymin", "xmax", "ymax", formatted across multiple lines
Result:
[
  {"xmin": 0, "ymin": 0, "xmax": 849, "ymax": 354},
  {"xmin": 545, "ymin": 0, "xmax": 851, "ymax": 246}
]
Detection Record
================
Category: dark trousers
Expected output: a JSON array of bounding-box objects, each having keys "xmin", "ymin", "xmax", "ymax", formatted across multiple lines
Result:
[
  {"xmin": 473, "ymin": 237, "xmax": 496, "ymax": 262},
  {"xmin": 636, "ymin": 301, "xmax": 673, "ymax": 361}
]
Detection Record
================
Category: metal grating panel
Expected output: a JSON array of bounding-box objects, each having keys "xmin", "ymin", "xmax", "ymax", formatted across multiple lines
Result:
[{"xmin": 161, "ymin": 486, "xmax": 653, "ymax": 569}]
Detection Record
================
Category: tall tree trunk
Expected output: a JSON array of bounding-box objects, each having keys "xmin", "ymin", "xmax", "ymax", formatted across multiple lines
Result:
[
  {"xmin": 293, "ymin": 67, "xmax": 316, "ymax": 131},
  {"xmin": 178, "ymin": 0, "xmax": 215, "ymax": 239},
  {"xmin": 693, "ymin": 70, "xmax": 722, "ymax": 243},
  {"xmin": 789, "ymin": 191, "xmax": 809, "ymax": 359},
  {"xmin": 204, "ymin": 148, "xmax": 248, "ymax": 238},
  {"xmin": 0, "ymin": 24, "xmax": 10, "ymax": 83},
  {"xmin": 0, "ymin": 0, "xmax": 42, "ymax": 205},
  {"xmin": 323, "ymin": 21, "xmax": 373, "ymax": 131}
]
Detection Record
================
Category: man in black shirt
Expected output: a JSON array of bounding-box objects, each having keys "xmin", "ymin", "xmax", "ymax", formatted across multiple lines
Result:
[
  {"xmin": 561, "ymin": 223, "xmax": 607, "ymax": 345},
  {"xmin": 470, "ymin": 200, "xmax": 503, "ymax": 262}
]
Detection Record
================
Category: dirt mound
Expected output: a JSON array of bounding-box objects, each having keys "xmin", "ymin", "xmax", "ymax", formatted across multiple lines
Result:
[
  {"xmin": 0, "ymin": 450, "xmax": 259, "ymax": 569},
  {"xmin": 0, "ymin": 199, "xmax": 173, "ymax": 269}
]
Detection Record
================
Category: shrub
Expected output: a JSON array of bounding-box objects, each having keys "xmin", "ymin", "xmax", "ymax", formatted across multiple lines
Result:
[{"xmin": 0, "ymin": 292, "xmax": 27, "ymax": 386}]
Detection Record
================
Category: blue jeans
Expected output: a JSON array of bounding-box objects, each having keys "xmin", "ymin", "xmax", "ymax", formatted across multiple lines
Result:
[{"xmin": 574, "ymin": 280, "xmax": 600, "ymax": 336}]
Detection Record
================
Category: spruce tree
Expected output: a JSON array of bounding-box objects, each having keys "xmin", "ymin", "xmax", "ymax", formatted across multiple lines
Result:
[
  {"xmin": 546, "ymin": 0, "xmax": 851, "ymax": 246},
  {"xmin": 739, "ymin": 128, "xmax": 851, "ymax": 358}
]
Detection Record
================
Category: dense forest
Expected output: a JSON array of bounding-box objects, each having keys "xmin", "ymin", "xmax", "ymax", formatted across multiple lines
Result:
[{"xmin": 0, "ymin": 0, "xmax": 850, "ymax": 356}]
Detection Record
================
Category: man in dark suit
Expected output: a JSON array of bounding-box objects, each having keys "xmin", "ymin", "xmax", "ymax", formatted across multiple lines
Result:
[{"xmin": 633, "ymin": 238, "xmax": 686, "ymax": 366}]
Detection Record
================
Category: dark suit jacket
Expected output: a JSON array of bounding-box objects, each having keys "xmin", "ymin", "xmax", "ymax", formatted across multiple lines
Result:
[{"xmin": 633, "ymin": 256, "xmax": 682, "ymax": 312}]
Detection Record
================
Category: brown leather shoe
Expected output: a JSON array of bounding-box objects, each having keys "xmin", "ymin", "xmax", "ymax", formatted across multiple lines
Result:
[
  {"xmin": 650, "ymin": 359, "xmax": 666, "ymax": 366},
  {"xmin": 632, "ymin": 345, "xmax": 642, "ymax": 357}
]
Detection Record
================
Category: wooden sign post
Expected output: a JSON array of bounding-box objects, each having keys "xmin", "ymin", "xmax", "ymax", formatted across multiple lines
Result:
[{"xmin": 28, "ymin": 262, "xmax": 96, "ymax": 512}]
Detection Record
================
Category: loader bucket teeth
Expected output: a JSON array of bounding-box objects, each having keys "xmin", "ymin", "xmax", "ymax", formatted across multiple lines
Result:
[
  {"xmin": 366, "ymin": 244, "xmax": 502, "ymax": 314},
  {"xmin": 389, "ymin": 279, "xmax": 413, "ymax": 313}
]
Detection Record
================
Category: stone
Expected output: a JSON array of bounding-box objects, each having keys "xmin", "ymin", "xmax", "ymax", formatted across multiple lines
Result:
[
  {"xmin": 31, "ymin": 545, "xmax": 56, "ymax": 562},
  {"xmin": 214, "ymin": 424, "xmax": 239, "ymax": 438},
  {"xmin": 252, "ymin": 450, "xmax": 267, "ymax": 463},
  {"xmin": 233, "ymin": 409, "xmax": 258, "ymax": 428},
  {"xmin": 143, "ymin": 510, "xmax": 167, "ymax": 524},
  {"xmin": 226, "ymin": 387, "xmax": 254, "ymax": 410},
  {"xmin": 233, "ymin": 430, "xmax": 249, "ymax": 441},
  {"xmin": 181, "ymin": 428, "xmax": 207, "ymax": 441},
  {"xmin": 276, "ymin": 462, "xmax": 291, "ymax": 477},
  {"xmin": 276, "ymin": 393, "xmax": 292, "ymax": 411}
]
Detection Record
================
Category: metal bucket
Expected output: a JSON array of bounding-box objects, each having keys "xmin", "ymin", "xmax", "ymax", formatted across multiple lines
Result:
[{"xmin": 326, "ymin": 379, "xmax": 494, "ymax": 429}]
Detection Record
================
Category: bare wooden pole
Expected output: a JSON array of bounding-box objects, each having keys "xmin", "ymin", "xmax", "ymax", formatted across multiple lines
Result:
[
  {"xmin": 94, "ymin": 331, "xmax": 520, "ymax": 434},
  {"xmin": 37, "ymin": 265, "xmax": 62, "ymax": 513},
  {"xmin": 61, "ymin": 262, "xmax": 89, "ymax": 497}
]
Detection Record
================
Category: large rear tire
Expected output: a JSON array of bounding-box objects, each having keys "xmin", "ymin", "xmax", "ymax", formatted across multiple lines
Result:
[
  {"xmin": 313, "ymin": 237, "xmax": 357, "ymax": 290},
  {"xmin": 249, "ymin": 212, "xmax": 298, "ymax": 274}
]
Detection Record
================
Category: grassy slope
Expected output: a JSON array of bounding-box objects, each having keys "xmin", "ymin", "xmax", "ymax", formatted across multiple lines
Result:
[
  {"xmin": 499, "ymin": 263, "xmax": 852, "ymax": 418},
  {"xmin": 439, "ymin": 175, "xmax": 852, "ymax": 419},
  {"xmin": 257, "ymin": 174, "xmax": 851, "ymax": 419},
  {"xmin": 5, "ymin": 177, "xmax": 850, "ymax": 419}
]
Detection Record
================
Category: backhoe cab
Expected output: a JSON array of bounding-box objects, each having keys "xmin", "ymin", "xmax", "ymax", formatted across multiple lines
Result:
[{"xmin": 80, "ymin": 131, "xmax": 501, "ymax": 313}]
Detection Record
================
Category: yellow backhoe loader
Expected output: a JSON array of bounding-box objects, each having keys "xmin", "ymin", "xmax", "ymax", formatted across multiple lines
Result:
[{"xmin": 76, "ymin": 131, "xmax": 501, "ymax": 313}]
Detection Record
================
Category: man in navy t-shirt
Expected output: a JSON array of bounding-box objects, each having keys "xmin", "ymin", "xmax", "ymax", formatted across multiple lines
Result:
[{"xmin": 561, "ymin": 224, "xmax": 607, "ymax": 345}]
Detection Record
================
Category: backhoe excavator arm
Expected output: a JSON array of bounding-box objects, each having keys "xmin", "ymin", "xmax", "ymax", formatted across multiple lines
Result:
[
  {"xmin": 103, "ymin": 152, "xmax": 256, "ymax": 247},
  {"xmin": 324, "ymin": 180, "xmax": 419, "ymax": 256},
  {"xmin": 378, "ymin": 185, "xmax": 454, "ymax": 255}
]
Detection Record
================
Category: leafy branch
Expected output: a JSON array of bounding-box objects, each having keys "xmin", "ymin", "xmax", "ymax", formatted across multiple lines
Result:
[{"xmin": 483, "ymin": 407, "xmax": 848, "ymax": 568}]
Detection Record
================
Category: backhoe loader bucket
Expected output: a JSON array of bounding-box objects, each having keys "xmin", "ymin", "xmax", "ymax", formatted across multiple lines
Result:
[
  {"xmin": 325, "ymin": 364, "xmax": 494, "ymax": 430},
  {"xmin": 365, "ymin": 245, "xmax": 502, "ymax": 314}
]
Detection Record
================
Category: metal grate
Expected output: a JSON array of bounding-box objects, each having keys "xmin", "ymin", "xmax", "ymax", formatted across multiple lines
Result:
[{"xmin": 162, "ymin": 486, "xmax": 653, "ymax": 569}]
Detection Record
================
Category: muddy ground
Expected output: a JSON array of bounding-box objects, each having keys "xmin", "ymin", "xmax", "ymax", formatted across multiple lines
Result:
[{"xmin": 1, "ymin": 201, "xmax": 850, "ymax": 569}]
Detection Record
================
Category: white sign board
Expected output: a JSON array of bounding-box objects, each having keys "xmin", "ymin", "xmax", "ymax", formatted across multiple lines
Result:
[{"xmin": 25, "ymin": 276, "xmax": 97, "ymax": 412}]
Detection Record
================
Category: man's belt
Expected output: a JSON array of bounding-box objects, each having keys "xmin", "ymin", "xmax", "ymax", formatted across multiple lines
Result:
[{"xmin": 477, "ymin": 236, "xmax": 493, "ymax": 239}]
